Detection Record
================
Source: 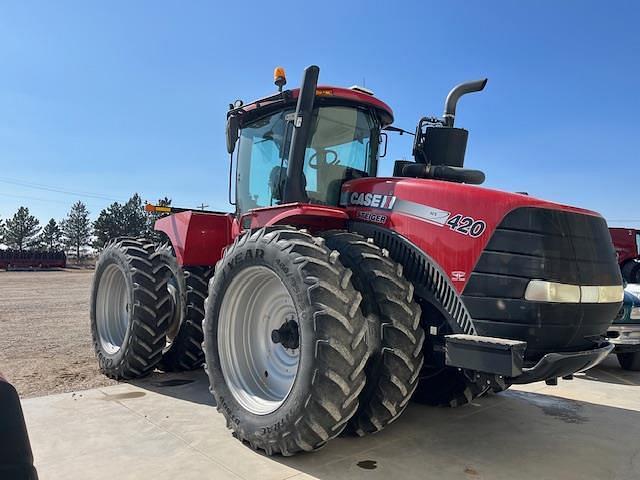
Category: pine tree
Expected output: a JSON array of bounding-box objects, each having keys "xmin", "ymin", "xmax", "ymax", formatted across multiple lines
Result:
[
  {"xmin": 4, "ymin": 207, "xmax": 41, "ymax": 251},
  {"xmin": 40, "ymin": 218, "xmax": 63, "ymax": 250},
  {"xmin": 122, "ymin": 193, "xmax": 147, "ymax": 238},
  {"xmin": 146, "ymin": 196, "xmax": 171, "ymax": 242},
  {"xmin": 61, "ymin": 201, "xmax": 92, "ymax": 260},
  {"xmin": 93, "ymin": 202, "xmax": 124, "ymax": 249},
  {"xmin": 93, "ymin": 194, "xmax": 172, "ymax": 249}
]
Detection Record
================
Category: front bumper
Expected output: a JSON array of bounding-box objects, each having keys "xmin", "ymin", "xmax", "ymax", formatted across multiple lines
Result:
[
  {"xmin": 509, "ymin": 343, "xmax": 613, "ymax": 384},
  {"xmin": 445, "ymin": 334, "xmax": 614, "ymax": 385},
  {"xmin": 607, "ymin": 325, "xmax": 640, "ymax": 353}
]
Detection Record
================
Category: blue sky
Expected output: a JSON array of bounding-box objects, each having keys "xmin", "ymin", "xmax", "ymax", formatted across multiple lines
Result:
[{"xmin": 0, "ymin": 1, "xmax": 638, "ymax": 226}]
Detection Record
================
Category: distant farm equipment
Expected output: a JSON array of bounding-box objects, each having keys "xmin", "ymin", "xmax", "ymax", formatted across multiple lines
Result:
[
  {"xmin": 609, "ymin": 228, "xmax": 640, "ymax": 283},
  {"xmin": 0, "ymin": 250, "xmax": 66, "ymax": 270}
]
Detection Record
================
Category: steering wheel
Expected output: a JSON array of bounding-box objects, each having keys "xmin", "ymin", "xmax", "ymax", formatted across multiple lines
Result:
[{"xmin": 308, "ymin": 150, "xmax": 340, "ymax": 169}]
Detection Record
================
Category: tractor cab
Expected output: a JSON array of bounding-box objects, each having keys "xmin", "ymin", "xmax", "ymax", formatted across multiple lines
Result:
[
  {"xmin": 226, "ymin": 66, "xmax": 489, "ymax": 217},
  {"xmin": 226, "ymin": 67, "xmax": 393, "ymax": 214}
]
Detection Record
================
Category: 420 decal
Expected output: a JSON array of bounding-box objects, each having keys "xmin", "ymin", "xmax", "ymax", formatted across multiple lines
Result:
[{"xmin": 446, "ymin": 214, "xmax": 486, "ymax": 237}]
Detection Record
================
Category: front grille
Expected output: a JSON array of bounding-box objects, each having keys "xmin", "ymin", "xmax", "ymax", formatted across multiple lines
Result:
[{"xmin": 462, "ymin": 207, "xmax": 621, "ymax": 360}]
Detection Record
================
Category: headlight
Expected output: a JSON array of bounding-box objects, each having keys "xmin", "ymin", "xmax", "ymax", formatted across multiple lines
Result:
[
  {"xmin": 580, "ymin": 285, "xmax": 625, "ymax": 303},
  {"xmin": 524, "ymin": 280, "xmax": 623, "ymax": 304},
  {"xmin": 524, "ymin": 281, "xmax": 580, "ymax": 303},
  {"xmin": 631, "ymin": 307, "xmax": 640, "ymax": 320}
]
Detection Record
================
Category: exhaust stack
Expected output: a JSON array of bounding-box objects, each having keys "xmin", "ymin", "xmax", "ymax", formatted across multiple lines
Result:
[{"xmin": 443, "ymin": 78, "xmax": 487, "ymax": 127}]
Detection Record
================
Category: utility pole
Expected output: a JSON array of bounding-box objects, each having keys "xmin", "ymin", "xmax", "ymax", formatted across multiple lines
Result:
[{"xmin": 197, "ymin": 203, "xmax": 209, "ymax": 211}]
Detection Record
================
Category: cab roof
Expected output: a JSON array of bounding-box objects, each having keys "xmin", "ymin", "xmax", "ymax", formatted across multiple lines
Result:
[{"xmin": 230, "ymin": 85, "xmax": 394, "ymax": 127}]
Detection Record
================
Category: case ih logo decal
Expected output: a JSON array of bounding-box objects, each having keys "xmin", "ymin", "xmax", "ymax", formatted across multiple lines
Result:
[
  {"xmin": 451, "ymin": 271, "xmax": 467, "ymax": 282},
  {"xmin": 392, "ymin": 199, "xmax": 487, "ymax": 238},
  {"xmin": 345, "ymin": 192, "xmax": 397, "ymax": 209},
  {"xmin": 344, "ymin": 193, "xmax": 486, "ymax": 238}
]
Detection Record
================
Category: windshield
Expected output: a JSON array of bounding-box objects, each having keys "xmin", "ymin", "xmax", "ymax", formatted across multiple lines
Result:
[{"xmin": 235, "ymin": 106, "xmax": 380, "ymax": 213}]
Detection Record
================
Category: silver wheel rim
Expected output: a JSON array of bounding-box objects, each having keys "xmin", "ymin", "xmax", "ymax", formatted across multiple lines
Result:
[
  {"xmin": 95, "ymin": 264, "xmax": 130, "ymax": 355},
  {"xmin": 218, "ymin": 266, "xmax": 300, "ymax": 415},
  {"xmin": 166, "ymin": 275, "xmax": 184, "ymax": 344}
]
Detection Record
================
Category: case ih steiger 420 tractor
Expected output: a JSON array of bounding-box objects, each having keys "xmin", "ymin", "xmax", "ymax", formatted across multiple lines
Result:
[{"xmin": 91, "ymin": 65, "xmax": 623, "ymax": 456}]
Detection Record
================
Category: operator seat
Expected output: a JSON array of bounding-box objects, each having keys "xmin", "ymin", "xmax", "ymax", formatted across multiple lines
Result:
[{"xmin": 269, "ymin": 166, "xmax": 308, "ymax": 203}]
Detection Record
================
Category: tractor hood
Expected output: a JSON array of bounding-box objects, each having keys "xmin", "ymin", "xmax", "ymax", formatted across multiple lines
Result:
[{"xmin": 340, "ymin": 177, "xmax": 615, "ymax": 293}]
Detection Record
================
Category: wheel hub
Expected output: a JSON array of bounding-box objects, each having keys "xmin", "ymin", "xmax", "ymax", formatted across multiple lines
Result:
[{"xmin": 271, "ymin": 318, "xmax": 300, "ymax": 350}]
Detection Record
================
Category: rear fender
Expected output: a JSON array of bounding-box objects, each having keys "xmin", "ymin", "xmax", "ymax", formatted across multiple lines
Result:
[
  {"xmin": 154, "ymin": 211, "xmax": 238, "ymax": 267},
  {"xmin": 241, "ymin": 203, "xmax": 349, "ymax": 232}
]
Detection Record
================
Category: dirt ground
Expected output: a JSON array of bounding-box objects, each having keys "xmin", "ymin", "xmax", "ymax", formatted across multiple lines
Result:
[{"xmin": 0, "ymin": 270, "xmax": 117, "ymax": 397}]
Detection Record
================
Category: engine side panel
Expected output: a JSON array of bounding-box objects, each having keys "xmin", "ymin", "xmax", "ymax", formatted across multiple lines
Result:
[
  {"xmin": 154, "ymin": 211, "xmax": 237, "ymax": 266},
  {"xmin": 341, "ymin": 177, "xmax": 600, "ymax": 292}
]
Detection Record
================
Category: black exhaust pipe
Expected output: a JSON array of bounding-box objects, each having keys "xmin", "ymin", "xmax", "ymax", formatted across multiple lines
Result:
[
  {"xmin": 443, "ymin": 78, "xmax": 487, "ymax": 127},
  {"xmin": 284, "ymin": 65, "xmax": 319, "ymax": 203}
]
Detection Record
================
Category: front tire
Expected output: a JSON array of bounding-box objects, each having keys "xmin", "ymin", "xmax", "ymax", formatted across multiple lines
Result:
[
  {"xmin": 412, "ymin": 303, "xmax": 487, "ymax": 407},
  {"xmin": 617, "ymin": 351, "xmax": 640, "ymax": 371},
  {"xmin": 203, "ymin": 227, "xmax": 369, "ymax": 455},
  {"xmin": 90, "ymin": 238, "xmax": 172, "ymax": 379}
]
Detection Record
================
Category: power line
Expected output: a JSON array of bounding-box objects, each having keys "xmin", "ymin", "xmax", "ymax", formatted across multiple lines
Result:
[
  {"xmin": 0, "ymin": 177, "xmax": 123, "ymax": 202},
  {"xmin": 0, "ymin": 192, "xmax": 75, "ymax": 205}
]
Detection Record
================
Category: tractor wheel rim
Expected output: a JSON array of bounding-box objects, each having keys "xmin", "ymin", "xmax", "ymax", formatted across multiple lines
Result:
[
  {"xmin": 218, "ymin": 266, "xmax": 300, "ymax": 415},
  {"xmin": 95, "ymin": 264, "xmax": 130, "ymax": 355},
  {"xmin": 165, "ymin": 276, "xmax": 184, "ymax": 343}
]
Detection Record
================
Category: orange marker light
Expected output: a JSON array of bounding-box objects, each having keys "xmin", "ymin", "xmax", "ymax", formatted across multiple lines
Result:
[
  {"xmin": 315, "ymin": 88, "xmax": 333, "ymax": 96},
  {"xmin": 274, "ymin": 66, "xmax": 286, "ymax": 91}
]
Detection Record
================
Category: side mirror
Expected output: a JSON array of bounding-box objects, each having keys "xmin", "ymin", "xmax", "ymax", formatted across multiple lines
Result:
[
  {"xmin": 379, "ymin": 132, "xmax": 388, "ymax": 158},
  {"xmin": 226, "ymin": 115, "xmax": 240, "ymax": 154}
]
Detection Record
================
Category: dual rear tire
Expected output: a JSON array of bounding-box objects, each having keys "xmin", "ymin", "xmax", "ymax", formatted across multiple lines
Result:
[{"xmin": 91, "ymin": 239, "xmax": 211, "ymax": 379}]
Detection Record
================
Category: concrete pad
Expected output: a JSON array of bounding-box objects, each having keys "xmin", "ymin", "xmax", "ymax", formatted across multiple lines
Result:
[{"xmin": 22, "ymin": 356, "xmax": 640, "ymax": 480}]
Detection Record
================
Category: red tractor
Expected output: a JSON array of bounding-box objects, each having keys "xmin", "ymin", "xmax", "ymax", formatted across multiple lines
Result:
[
  {"xmin": 90, "ymin": 66, "xmax": 623, "ymax": 456},
  {"xmin": 609, "ymin": 227, "xmax": 640, "ymax": 283}
]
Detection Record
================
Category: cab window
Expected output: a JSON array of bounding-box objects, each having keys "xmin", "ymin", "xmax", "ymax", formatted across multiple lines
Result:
[{"xmin": 236, "ymin": 111, "xmax": 291, "ymax": 213}]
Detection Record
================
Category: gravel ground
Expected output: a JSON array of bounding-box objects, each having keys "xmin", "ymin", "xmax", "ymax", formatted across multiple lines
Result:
[{"xmin": 0, "ymin": 270, "xmax": 117, "ymax": 397}]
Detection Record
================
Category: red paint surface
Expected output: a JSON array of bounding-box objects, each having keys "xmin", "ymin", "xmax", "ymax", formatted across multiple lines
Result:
[
  {"xmin": 242, "ymin": 203, "xmax": 349, "ymax": 232},
  {"xmin": 609, "ymin": 227, "xmax": 639, "ymax": 265},
  {"xmin": 239, "ymin": 86, "xmax": 394, "ymax": 125},
  {"xmin": 155, "ymin": 211, "xmax": 237, "ymax": 266},
  {"xmin": 341, "ymin": 177, "xmax": 603, "ymax": 293}
]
